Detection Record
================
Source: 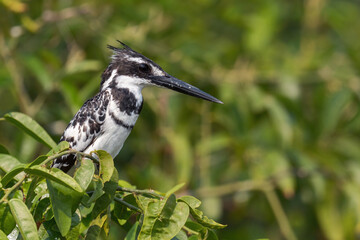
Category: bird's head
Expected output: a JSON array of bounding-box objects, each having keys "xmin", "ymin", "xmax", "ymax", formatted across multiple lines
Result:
[{"xmin": 100, "ymin": 41, "xmax": 222, "ymax": 104}]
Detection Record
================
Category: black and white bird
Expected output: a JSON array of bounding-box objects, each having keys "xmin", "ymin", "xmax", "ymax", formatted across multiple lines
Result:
[{"xmin": 52, "ymin": 41, "xmax": 222, "ymax": 172}]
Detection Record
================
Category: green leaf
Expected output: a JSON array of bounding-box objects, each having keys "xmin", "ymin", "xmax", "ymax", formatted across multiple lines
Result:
[
  {"xmin": 79, "ymin": 200, "xmax": 95, "ymax": 218},
  {"xmin": 135, "ymin": 195, "xmax": 155, "ymax": 212},
  {"xmin": 47, "ymin": 179, "xmax": 83, "ymax": 236},
  {"xmin": 25, "ymin": 165, "xmax": 83, "ymax": 193},
  {"xmin": 185, "ymin": 220, "xmax": 206, "ymax": 234},
  {"xmin": 184, "ymin": 220, "xmax": 218, "ymax": 239},
  {"xmin": 165, "ymin": 183, "xmax": 186, "ymax": 197},
  {"xmin": 188, "ymin": 236, "xmax": 198, "ymax": 240},
  {"xmin": 38, "ymin": 224, "xmax": 50, "ymax": 239},
  {"xmin": 94, "ymin": 150, "xmax": 114, "ymax": 183},
  {"xmin": 138, "ymin": 194, "xmax": 190, "ymax": 240},
  {"xmin": 0, "ymin": 203, "xmax": 16, "ymax": 235},
  {"xmin": 137, "ymin": 198, "xmax": 164, "ymax": 239},
  {"xmin": 83, "ymin": 179, "xmax": 104, "ymax": 207},
  {"xmin": 85, "ymin": 214, "xmax": 107, "ymax": 240},
  {"xmin": 91, "ymin": 168, "xmax": 118, "ymax": 219},
  {"xmin": 153, "ymin": 201, "xmax": 189, "ymax": 239},
  {"xmin": 206, "ymin": 229, "xmax": 218, "ymax": 240},
  {"xmin": 78, "ymin": 213, "xmax": 93, "ymax": 235},
  {"xmin": 320, "ymin": 89, "xmax": 352, "ymax": 136},
  {"xmin": 113, "ymin": 194, "xmax": 137, "ymax": 225},
  {"xmin": 34, "ymin": 197, "xmax": 51, "ymax": 222},
  {"xmin": 191, "ymin": 209, "xmax": 226, "ymax": 230},
  {"xmin": 158, "ymin": 194, "xmax": 177, "ymax": 220},
  {"xmin": 1, "ymin": 164, "xmax": 26, "ymax": 187},
  {"xmin": 118, "ymin": 179, "xmax": 136, "ymax": 189},
  {"xmin": 4, "ymin": 112, "xmax": 56, "ymax": 148},
  {"xmin": 28, "ymin": 155, "xmax": 48, "ymax": 168},
  {"xmin": 8, "ymin": 198, "xmax": 39, "ymax": 240},
  {"xmin": 172, "ymin": 230, "xmax": 188, "ymax": 240},
  {"xmin": 124, "ymin": 221, "xmax": 139, "ymax": 240},
  {"xmin": 74, "ymin": 158, "xmax": 95, "ymax": 191},
  {"xmin": 25, "ymin": 177, "xmax": 42, "ymax": 208},
  {"xmin": 0, "ymin": 144, "xmax": 9, "ymax": 154},
  {"xmin": 85, "ymin": 225, "xmax": 101, "ymax": 240},
  {"xmin": 0, "ymin": 229, "xmax": 7, "ymax": 240},
  {"xmin": 46, "ymin": 141, "xmax": 70, "ymax": 156},
  {"xmin": 179, "ymin": 196, "xmax": 226, "ymax": 229},
  {"xmin": 66, "ymin": 221, "xmax": 82, "ymax": 240},
  {"xmin": 0, "ymin": 154, "xmax": 25, "ymax": 181},
  {"xmin": 42, "ymin": 218, "xmax": 62, "ymax": 238},
  {"xmin": 178, "ymin": 196, "xmax": 201, "ymax": 209}
]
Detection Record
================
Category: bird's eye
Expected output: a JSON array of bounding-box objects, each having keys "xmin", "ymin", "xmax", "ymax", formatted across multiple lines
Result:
[{"xmin": 138, "ymin": 63, "xmax": 151, "ymax": 73}]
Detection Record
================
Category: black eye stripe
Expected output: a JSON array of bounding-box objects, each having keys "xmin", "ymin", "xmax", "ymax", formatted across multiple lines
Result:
[{"xmin": 138, "ymin": 63, "xmax": 151, "ymax": 73}]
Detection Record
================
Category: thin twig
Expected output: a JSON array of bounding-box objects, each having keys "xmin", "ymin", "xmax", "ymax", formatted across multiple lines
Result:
[
  {"xmin": 42, "ymin": 149, "xmax": 99, "ymax": 166},
  {"xmin": 0, "ymin": 149, "xmax": 97, "ymax": 203},
  {"xmin": 195, "ymin": 179, "xmax": 263, "ymax": 198},
  {"xmin": 194, "ymin": 169, "xmax": 297, "ymax": 198},
  {"xmin": 117, "ymin": 187, "xmax": 164, "ymax": 199},
  {"xmin": 182, "ymin": 225, "xmax": 199, "ymax": 236},
  {"xmin": 114, "ymin": 197, "xmax": 142, "ymax": 213},
  {"xmin": 261, "ymin": 185, "xmax": 298, "ymax": 240},
  {"xmin": 0, "ymin": 175, "xmax": 26, "ymax": 203}
]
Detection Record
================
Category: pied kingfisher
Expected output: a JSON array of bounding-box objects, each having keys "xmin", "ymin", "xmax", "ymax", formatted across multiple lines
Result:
[{"xmin": 52, "ymin": 41, "xmax": 222, "ymax": 172}]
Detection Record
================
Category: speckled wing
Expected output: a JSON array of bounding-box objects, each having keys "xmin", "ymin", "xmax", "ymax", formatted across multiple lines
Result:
[{"xmin": 52, "ymin": 90, "xmax": 110, "ymax": 172}]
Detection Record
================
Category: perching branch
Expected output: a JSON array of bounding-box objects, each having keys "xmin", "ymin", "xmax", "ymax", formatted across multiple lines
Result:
[
  {"xmin": 117, "ymin": 187, "xmax": 164, "ymax": 199},
  {"xmin": 114, "ymin": 197, "xmax": 142, "ymax": 213},
  {"xmin": 0, "ymin": 175, "xmax": 26, "ymax": 204},
  {"xmin": 42, "ymin": 149, "xmax": 99, "ymax": 166}
]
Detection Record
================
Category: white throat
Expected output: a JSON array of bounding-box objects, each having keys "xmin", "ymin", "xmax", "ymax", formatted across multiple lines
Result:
[{"xmin": 101, "ymin": 70, "xmax": 149, "ymax": 94}]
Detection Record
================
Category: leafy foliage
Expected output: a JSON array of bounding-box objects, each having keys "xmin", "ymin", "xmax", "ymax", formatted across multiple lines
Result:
[
  {"xmin": 1, "ymin": 0, "xmax": 360, "ymax": 239},
  {"xmin": 0, "ymin": 113, "xmax": 225, "ymax": 239}
]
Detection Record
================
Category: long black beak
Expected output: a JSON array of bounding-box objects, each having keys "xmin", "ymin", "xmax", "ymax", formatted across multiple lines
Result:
[{"xmin": 149, "ymin": 75, "xmax": 223, "ymax": 104}]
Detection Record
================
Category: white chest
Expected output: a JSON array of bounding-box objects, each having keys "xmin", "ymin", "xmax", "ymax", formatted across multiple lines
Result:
[{"xmin": 84, "ymin": 86, "xmax": 143, "ymax": 158}]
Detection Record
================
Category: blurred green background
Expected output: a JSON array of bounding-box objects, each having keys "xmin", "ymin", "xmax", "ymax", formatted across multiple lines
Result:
[{"xmin": 1, "ymin": 0, "xmax": 360, "ymax": 239}]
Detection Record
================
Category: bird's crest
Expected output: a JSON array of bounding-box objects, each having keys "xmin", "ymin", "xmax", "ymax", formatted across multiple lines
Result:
[
  {"xmin": 107, "ymin": 40, "xmax": 133, "ymax": 52},
  {"xmin": 106, "ymin": 40, "xmax": 149, "ymax": 64}
]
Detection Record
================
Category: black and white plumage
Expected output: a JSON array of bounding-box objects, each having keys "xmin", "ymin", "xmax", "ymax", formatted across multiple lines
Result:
[{"xmin": 52, "ymin": 41, "xmax": 222, "ymax": 172}]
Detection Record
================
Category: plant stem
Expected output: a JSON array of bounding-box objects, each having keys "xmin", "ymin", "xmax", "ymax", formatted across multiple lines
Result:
[
  {"xmin": 0, "ymin": 175, "xmax": 26, "ymax": 203},
  {"xmin": 262, "ymin": 185, "xmax": 298, "ymax": 240},
  {"xmin": 114, "ymin": 197, "xmax": 142, "ymax": 213},
  {"xmin": 117, "ymin": 187, "xmax": 163, "ymax": 199},
  {"xmin": 182, "ymin": 225, "xmax": 199, "ymax": 236},
  {"xmin": 195, "ymin": 179, "xmax": 263, "ymax": 197},
  {"xmin": 42, "ymin": 149, "xmax": 99, "ymax": 166}
]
